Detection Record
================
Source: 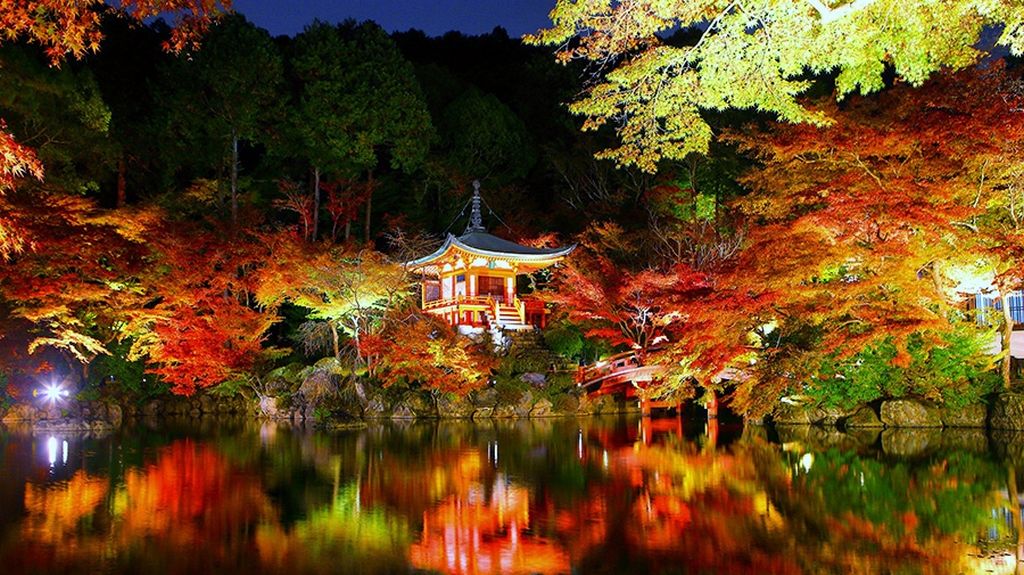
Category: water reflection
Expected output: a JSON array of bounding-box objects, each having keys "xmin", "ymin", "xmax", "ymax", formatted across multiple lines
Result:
[{"xmin": 1, "ymin": 416, "xmax": 1023, "ymax": 574}]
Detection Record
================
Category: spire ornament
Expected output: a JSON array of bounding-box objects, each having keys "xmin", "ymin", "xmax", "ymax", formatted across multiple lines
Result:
[{"xmin": 464, "ymin": 180, "xmax": 486, "ymax": 234}]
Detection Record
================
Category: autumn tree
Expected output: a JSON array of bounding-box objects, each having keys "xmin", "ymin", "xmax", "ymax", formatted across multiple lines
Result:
[
  {"xmin": 721, "ymin": 67, "xmax": 1024, "ymax": 407},
  {"xmin": 125, "ymin": 223, "xmax": 281, "ymax": 396},
  {"xmin": 369, "ymin": 315, "xmax": 494, "ymax": 396},
  {"xmin": 527, "ymin": 0, "xmax": 1024, "ymax": 171},
  {"xmin": 0, "ymin": 1, "xmax": 228, "ymax": 256}
]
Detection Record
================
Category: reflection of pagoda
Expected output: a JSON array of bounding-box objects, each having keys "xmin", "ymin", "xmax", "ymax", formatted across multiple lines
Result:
[
  {"xmin": 405, "ymin": 182, "xmax": 574, "ymax": 334},
  {"xmin": 408, "ymin": 474, "xmax": 569, "ymax": 575}
]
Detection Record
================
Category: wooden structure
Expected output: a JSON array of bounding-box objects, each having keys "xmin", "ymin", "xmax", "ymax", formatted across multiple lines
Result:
[
  {"xmin": 405, "ymin": 182, "xmax": 574, "ymax": 333},
  {"xmin": 576, "ymin": 350, "xmax": 730, "ymax": 418}
]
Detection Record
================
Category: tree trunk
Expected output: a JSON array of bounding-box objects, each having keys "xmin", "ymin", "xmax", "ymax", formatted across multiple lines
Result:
[
  {"xmin": 364, "ymin": 170, "xmax": 374, "ymax": 245},
  {"xmin": 116, "ymin": 156, "xmax": 127, "ymax": 208},
  {"xmin": 312, "ymin": 167, "xmax": 321, "ymax": 242},
  {"xmin": 1004, "ymin": 292, "xmax": 1015, "ymax": 389},
  {"xmin": 330, "ymin": 322, "xmax": 340, "ymax": 359},
  {"xmin": 230, "ymin": 132, "xmax": 239, "ymax": 228},
  {"xmin": 345, "ymin": 221, "xmax": 351, "ymax": 242}
]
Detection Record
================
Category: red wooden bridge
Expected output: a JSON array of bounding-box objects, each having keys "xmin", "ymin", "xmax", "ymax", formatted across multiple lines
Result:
[
  {"xmin": 575, "ymin": 351, "xmax": 687, "ymax": 416},
  {"xmin": 575, "ymin": 350, "xmax": 737, "ymax": 417}
]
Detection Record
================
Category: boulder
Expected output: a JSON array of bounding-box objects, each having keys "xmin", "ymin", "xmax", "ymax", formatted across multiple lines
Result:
[
  {"xmin": 815, "ymin": 405, "xmax": 854, "ymax": 426},
  {"xmin": 258, "ymin": 396, "xmax": 289, "ymax": 419},
  {"xmin": 199, "ymin": 394, "xmax": 216, "ymax": 414},
  {"xmin": 2, "ymin": 403, "xmax": 39, "ymax": 423},
  {"xmin": 843, "ymin": 405, "xmax": 883, "ymax": 429},
  {"xmin": 436, "ymin": 395, "xmax": 474, "ymax": 419},
  {"xmin": 881, "ymin": 428, "xmax": 941, "ymax": 458},
  {"xmin": 470, "ymin": 388, "xmax": 499, "ymax": 408},
  {"xmin": 940, "ymin": 403, "xmax": 987, "ymax": 428},
  {"xmin": 493, "ymin": 404, "xmax": 520, "ymax": 418},
  {"xmin": 520, "ymin": 372, "xmax": 547, "ymax": 388},
  {"xmin": 142, "ymin": 399, "xmax": 162, "ymax": 418},
  {"xmin": 530, "ymin": 398, "xmax": 554, "ymax": 417},
  {"xmin": 471, "ymin": 407, "xmax": 494, "ymax": 419},
  {"xmin": 989, "ymin": 392, "xmax": 1024, "ymax": 430},
  {"xmin": 880, "ymin": 399, "xmax": 942, "ymax": 428},
  {"xmin": 363, "ymin": 397, "xmax": 389, "ymax": 419},
  {"xmin": 105, "ymin": 403, "xmax": 123, "ymax": 427},
  {"xmin": 514, "ymin": 391, "xmax": 534, "ymax": 418},
  {"xmin": 771, "ymin": 402, "xmax": 816, "ymax": 425},
  {"xmin": 390, "ymin": 403, "xmax": 417, "ymax": 420},
  {"xmin": 552, "ymin": 394, "xmax": 580, "ymax": 415}
]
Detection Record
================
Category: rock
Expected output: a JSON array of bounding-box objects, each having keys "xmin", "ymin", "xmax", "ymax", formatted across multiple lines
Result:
[
  {"xmin": 940, "ymin": 403, "xmax": 987, "ymax": 428},
  {"xmin": 33, "ymin": 417, "xmax": 113, "ymax": 433},
  {"xmin": 989, "ymin": 392, "xmax": 1024, "ymax": 430},
  {"xmin": 815, "ymin": 405, "xmax": 854, "ymax": 426},
  {"xmin": 199, "ymin": 394, "xmax": 216, "ymax": 414},
  {"xmin": 258, "ymin": 396, "xmax": 289, "ymax": 419},
  {"xmin": 105, "ymin": 403, "xmax": 123, "ymax": 427},
  {"xmin": 493, "ymin": 404, "xmax": 519, "ymax": 418},
  {"xmin": 391, "ymin": 403, "xmax": 417, "ymax": 420},
  {"xmin": 164, "ymin": 397, "xmax": 189, "ymax": 416},
  {"xmin": 471, "ymin": 407, "xmax": 494, "ymax": 420},
  {"xmin": 471, "ymin": 388, "xmax": 498, "ymax": 408},
  {"xmin": 552, "ymin": 394, "xmax": 579, "ymax": 415},
  {"xmin": 772, "ymin": 402, "xmax": 816, "ymax": 425},
  {"xmin": 514, "ymin": 391, "xmax": 534, "ymax": 418},
  {"xmin": 843, "ymin": 405, "xmax": 883, "ymax": 428},
  {"xmin": 530, "ymin": 398, "xmax": 554, "ymax": 417},
  {"xmin": 520, "ymin": 372, "xmax": 547, "ymax": 388},
  {"xmin": 880, "ymin": 399, "xmax": 942, "ymax": 428},
  {"xmin": 436, "ymin": 394, "xmax": 474, "ymax": 418},
  {"xmin": 881, "ymin": 428, "xmax": 941, "ymax": 457},
  {"xmin": 363, "ymin": 397, "xmax": 389, "ymax": 419},
  {"xmin": 142, "ymin": 399, "xmax": 162, "ymax": 418},
  {"xmin": 2, "ymin": 403, "xmax": 38, "ymax": 423}
]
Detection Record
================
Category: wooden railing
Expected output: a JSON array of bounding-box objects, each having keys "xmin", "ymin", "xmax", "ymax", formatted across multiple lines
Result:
[{"xmin": 423, "ymin": 295, "xmax": 494, "ymax": 310}]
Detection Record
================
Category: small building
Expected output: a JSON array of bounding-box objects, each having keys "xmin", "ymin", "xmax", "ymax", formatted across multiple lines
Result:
[{"xmin": 405, "ymin": 182, "xmax": 574, "ymax": 334}]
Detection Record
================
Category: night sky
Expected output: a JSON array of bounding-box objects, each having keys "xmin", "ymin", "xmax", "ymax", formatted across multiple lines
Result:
[{"xmin": 232, "ymin": 0, "xmax": 556, "ymax": 38}]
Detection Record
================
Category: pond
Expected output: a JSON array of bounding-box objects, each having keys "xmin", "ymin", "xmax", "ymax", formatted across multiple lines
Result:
[{"xmin": 1, "ymin": 415, "xmax": 1023, "ymax": 574}]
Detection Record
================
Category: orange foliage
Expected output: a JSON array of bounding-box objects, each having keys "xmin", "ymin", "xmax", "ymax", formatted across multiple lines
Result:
[{"xmin": 372, "ymin": 316, "xmax": 494, "ymax": 394}]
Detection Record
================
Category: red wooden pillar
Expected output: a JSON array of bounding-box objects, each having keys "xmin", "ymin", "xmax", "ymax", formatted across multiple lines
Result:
[{"xmin": 706, "ymin": 390, "xmax": 718, "ymax": 420}]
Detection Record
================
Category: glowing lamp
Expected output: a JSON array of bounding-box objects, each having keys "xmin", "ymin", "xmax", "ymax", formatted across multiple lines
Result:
[{"xmin": 35, "ymin": 382, "xmax": 69, "ymax": 404}]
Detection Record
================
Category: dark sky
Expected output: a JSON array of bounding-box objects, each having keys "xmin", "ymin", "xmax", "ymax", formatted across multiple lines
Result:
[{"xmin": 232, "ymin": 0, "xmax": 556, "ymax": 38}]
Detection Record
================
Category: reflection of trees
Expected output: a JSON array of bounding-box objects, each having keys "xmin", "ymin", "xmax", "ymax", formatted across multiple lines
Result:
[
  {"xmin": 753, "ymin": 440, "xmax": 1010, "ymax": 574},
  {"xmin": 257, "ymin": 482, "xmax": 411, "ymax": 575}
]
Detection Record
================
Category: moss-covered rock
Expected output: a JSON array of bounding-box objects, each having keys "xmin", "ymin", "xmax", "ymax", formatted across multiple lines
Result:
[
  {"xmin": 880, "ymin": 399, "xmax": 942, "ymax": 428},
  {"xmin": 940, "ymin": 402, "xmax": 987, "ymax": 428},
  {"xmin": 989, "ymin": 392, "xmax": 1024, "ymax": 430},
  {"xmin": 843, "ymin": 405, "xmax": 883, "ymax": 428}
]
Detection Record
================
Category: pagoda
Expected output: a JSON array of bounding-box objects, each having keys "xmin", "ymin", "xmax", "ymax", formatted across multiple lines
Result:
[{"xmin": 405, "ymin": 182, "xmax": 574, "ymax": 334}]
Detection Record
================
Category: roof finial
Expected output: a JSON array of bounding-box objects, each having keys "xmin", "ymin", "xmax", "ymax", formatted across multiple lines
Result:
[{"xmin": 465, "ymin": 180, "xmax": 486, "ymax": 234}]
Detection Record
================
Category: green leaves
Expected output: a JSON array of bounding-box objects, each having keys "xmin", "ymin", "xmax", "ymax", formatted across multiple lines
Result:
[{"xmin": 530, "ymin": 0, "xmax": 1024, "ymax": 171}]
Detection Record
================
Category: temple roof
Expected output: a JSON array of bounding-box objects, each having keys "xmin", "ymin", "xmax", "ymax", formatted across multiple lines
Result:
[
  {"xmin": 405, "ymin": 231, "xmax": 575, "ymax": 268},
  {"xmin": 404, "ymin": 180, "xmax": 574, "ymax": 270}
]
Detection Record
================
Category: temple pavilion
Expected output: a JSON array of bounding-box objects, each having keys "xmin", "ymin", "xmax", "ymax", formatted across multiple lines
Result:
[{"xmin": 405, "ymin": 182, "xmax": 574, "ymax": 334}]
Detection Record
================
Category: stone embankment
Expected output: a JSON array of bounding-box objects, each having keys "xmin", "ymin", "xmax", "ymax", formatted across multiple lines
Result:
[
  {"xmin": 770, "ymin": 393, "xmax": 1024, "ymax": 458},
  {"xmin": 0, "ymin": 384, "xmax": 640, "ymax": 433},
  {"xmin": 771, "ymin": 394, "xmax": 1024, "ymax": 430}
]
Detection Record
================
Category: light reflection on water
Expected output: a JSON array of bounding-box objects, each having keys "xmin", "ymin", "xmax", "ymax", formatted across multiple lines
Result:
[{"xmin": 0, "ymin": 416, "xmax": 1022, "ymax": 574}]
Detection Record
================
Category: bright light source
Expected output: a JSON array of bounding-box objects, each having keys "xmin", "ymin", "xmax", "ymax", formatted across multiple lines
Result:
[
  {"xmin": 799, "ymin": 452, "xmax": 814, "ymax": 473},
  {"xmin": 37, "ymin": 382, "xmax": 69, "ymax": 404}
]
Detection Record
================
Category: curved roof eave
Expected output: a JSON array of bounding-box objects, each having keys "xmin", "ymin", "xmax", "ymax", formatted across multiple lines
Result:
[{"xmin": 404, "ymin": 234, "xmax": 575, "ymax": 268}]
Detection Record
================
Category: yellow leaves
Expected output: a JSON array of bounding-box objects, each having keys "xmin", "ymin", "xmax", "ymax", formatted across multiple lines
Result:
[{"xmin": 533, "ymin": 0, "xmax": 1024, "ymax": 171}]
